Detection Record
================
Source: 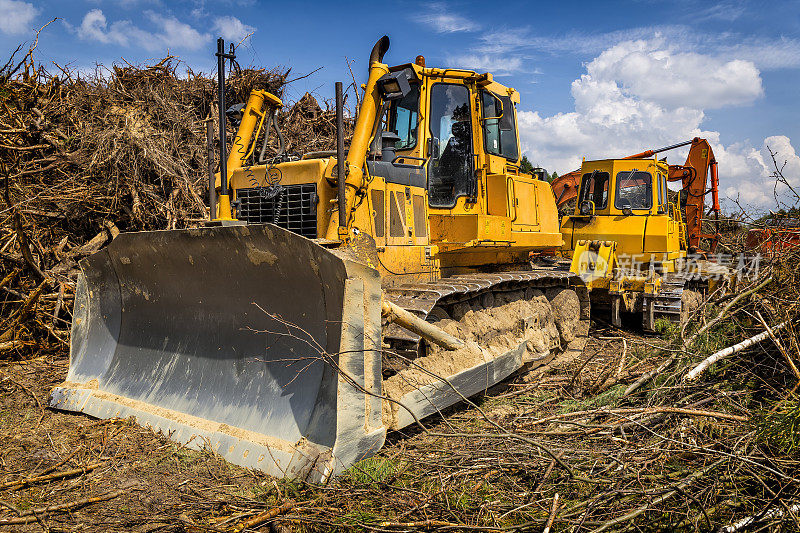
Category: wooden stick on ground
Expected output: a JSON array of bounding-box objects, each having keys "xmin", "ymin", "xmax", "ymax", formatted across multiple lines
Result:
[
  {"xmin": 0, "ymin": 462, "xmax": 105, "ymax": 490},
  {"xmin": 627, "ymin": 278, "xmax": 777, "ymax": 395},
  {"xmin": 542, "ymin": 493, "xmax": 560, "ymax": 533},
  {"xmin": 532, "ymin": 451, "xmax": 564, "ymax": 496},
  {"xmin": 755, "ymin": 310, "xmax": 800, "ymax": 380},
  {"xmin": 720, "ymin": 502, "xmax": 800, "ymax": 533},
  {"xmin": 624, "ymin": 352, "xmax": 678, "ymax": 396},
  {"xmin": 234, "ymin": 500, "xmax": 295, "ymax": 532},
  {"xmin": 0, "ymin": 490, "xmax": 122, "ymax": 525},
  {"xmin": 589, "ymin": 459, "xmax": 724, "ymax": 533},
  {"xmin": 686, "ymin": 276, "xmax": 773, "ymax": 346}
]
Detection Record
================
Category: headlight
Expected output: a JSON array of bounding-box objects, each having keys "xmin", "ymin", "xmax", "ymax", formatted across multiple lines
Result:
[{"xmin": 377, "ymin": 70, "xmax": 412, "ymax": 101}]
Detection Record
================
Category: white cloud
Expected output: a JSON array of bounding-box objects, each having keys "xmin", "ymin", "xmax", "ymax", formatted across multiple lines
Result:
[
  {"xmin": 212, "ymin": 16, "xmax": 254, "ymax": 43},
  {"xmin": 415, "ymin": 4, "xmax": 479, "ymax": 33},
  {"xmin": 477, "ymin": 25, "xmax": 685, "ymax": 57},
  {"xmin": 471, "ymin": 24, "xmax": 800, "ymax": 81},
  {"xmin": 76, "ymin": 9, "xmax": 211, "ymax": 51},
  {"xmin": 714, "ymin": 137, "xmax": 800, "ymax": 208},
  {"xmin": 764, "ymin": 136, "xmax": 800, "ymax": 183},
  {"xmin": 517, "ymin": 38, "xmax": 798, "ymax": 211},
  {"xmin": 78, "ymin": 9, "xmax": 126, "ymax": 46},
  {"xmin": 695, "ymin": 1, "xmax": 746, "ymax": 22},
  {"xmin": 585, "ymin": 37, "xmax": 763, "ymax": 110},
  {"xmin": 0, "ymin": 0, "xmax": 38, "ymax": 35},
  {"xmin": 716, "ymin": 37, "xmax": 800, "ymax": 70}
]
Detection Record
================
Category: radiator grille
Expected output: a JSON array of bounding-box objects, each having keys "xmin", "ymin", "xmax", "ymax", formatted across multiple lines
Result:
[{"xmin": 236, "ymin": 184, "xmax": 318, "ymax": 239}]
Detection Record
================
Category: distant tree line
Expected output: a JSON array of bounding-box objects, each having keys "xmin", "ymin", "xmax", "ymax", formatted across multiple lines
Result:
[{"xmin": 519, "ymin": 155, "xmax": 559, "ymax": 183}]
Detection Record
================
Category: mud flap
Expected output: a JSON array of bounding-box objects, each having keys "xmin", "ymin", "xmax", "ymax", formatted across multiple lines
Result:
[{"xmin": 49, "ymin": 224, "xmax": 385, "ymax": 482}]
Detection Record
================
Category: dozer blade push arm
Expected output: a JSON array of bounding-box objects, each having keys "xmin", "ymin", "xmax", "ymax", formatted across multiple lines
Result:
[{"xmin": 381, "ymin": 301, "xmax": 464, "ymax": 351}]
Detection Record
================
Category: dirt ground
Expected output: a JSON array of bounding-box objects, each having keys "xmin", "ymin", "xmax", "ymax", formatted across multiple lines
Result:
[
  {"xmin": 0, "ymin": 327, "xmax": 609, "ymax": 532},
  {"xmin": 0, "ymin": 320, "xmax": 795, "ymax": 532},
  {"xmin": 0, "ymin": 353, "xmax": 286, "ymax": 532}
]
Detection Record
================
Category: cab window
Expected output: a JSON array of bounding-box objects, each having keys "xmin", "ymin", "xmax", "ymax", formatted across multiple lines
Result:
[
  {"xmin": 615, "ymin": 170, "xmax": 652, "ymax": 210},
  {"xmin": 387, "ymin": 84, "xmax": 420, "ymax": 150},
  {"xmin": 578, "ymin": 171, "xmax": 610, "ymax": 209},
  {"xmin": 428, "ymin": 83, "xmax": 474, "ymax": 208},
  {"xmin": 481, "ymin": 91, "xmax": 519, "ymax": 161}
]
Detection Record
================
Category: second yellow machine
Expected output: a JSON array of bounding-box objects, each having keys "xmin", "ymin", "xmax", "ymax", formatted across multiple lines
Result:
[
  {"xmin": 52, "ymin": 37, "xmax": 589, "ymax": 481},
  {"xmin": 559, "ymin": 139, "xmax": 729, "ymax": 330}
]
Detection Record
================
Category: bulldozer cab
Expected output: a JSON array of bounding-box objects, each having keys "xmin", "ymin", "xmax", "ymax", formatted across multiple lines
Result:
[
  {"xmin": 375, "ymin": 64, "xmax": 522, "ymax": 211},
  {"xmin": 561, "ymin": 158, "xmax": 690, "ymax": 330},
  {"xmin": 362, "ymin": 63, "xmax": 562, "ymax": 281}
]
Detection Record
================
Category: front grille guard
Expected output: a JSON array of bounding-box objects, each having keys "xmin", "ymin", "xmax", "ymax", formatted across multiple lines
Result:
[{"xmin": 236, "ymin": 184, "xmax": 318, "ymax": 239}]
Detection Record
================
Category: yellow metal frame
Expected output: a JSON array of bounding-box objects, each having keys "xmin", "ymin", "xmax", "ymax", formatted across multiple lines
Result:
[{"xmin": 218, "ymin": 56, "xmax": 565, "ymax": 285}]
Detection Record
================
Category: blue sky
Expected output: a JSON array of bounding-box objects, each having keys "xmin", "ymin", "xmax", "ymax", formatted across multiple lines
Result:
[{"xmin": 2, "ymin": 0, "xmax": 799, "ymax": 210}]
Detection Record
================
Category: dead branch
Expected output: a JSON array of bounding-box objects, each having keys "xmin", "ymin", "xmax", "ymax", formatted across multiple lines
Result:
[
  {"xmin": 686, "ymin": 276, "xmax": 773, "ymax": 346},
  {"xmin": 589, "ymin": 459, "xmax": 724, "ymax": 533},
  {"xmin": 0, "ymin": 489, "xmax": 122, "ymax": 525},
  {"xmin": 755, "ymin": 309, "xmax": 799, "ymax": 380},
  {"xmin": 234, "ymin": 500, "xmax": 295, "ymax": 531},
  {"xmin": 0, "ymin": 461, "xmax": 105, "ymax": 490}
]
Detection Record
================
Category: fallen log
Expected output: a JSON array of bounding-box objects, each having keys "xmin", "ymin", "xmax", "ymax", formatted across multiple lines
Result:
[{"xmin": 684, "ymin": 321, "xmax": 790, "ymax": 381}]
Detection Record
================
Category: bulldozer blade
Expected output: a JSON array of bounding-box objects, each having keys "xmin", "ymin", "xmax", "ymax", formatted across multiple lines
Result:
[{"xmin": 50, "ymin": 224, "xmax": 385, "ymax": 482}]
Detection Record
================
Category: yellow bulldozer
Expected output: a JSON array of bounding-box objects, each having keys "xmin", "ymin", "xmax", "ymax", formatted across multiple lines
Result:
[
  {"xmin": 51, "ymin": 37, "xmax": 589, "ymax": 481},
  {"xmin": 557, "ymin": 139, "xmax": 733, "ymax": 331}
]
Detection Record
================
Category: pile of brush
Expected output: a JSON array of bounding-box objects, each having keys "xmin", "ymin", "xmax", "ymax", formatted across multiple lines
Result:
[{"xmin": 0, "ymin": 50, "xmax": 348, "ymax": 360}]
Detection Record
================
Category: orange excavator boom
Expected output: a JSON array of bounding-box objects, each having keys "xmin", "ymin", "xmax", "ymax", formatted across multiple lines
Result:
[
  {"xmin": 665, "ymin": 138, "xmax": 720, "ymax": 253},
  {"xmin": 550, "ymin": 169, "xmax": 582, "ymax": 207}
]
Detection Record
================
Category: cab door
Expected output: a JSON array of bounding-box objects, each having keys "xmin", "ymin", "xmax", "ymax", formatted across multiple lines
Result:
[{"xmin": 426, "ymin": 82, "xmax": 475, "ymax": 209}]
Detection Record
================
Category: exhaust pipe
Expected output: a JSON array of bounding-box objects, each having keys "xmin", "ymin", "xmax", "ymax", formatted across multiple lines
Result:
[
  {"xmin": 325, "ymin": 36, "xmax": 391, "ymax": 241},
  {"xmin": 369, "ymin": 35, "xmax": 390, "ymax": 65},
  {"xmin": 215, "ymin": 38, "xmax": 236, "ymax": 220}
]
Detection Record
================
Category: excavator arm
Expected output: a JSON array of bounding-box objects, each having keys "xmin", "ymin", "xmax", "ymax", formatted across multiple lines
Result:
[
  {"xmin": 666, "ymin": 138, "xmax": 720, "ymax": 253},
  {"xmin": 550, "ymin": 170, "xmax": 582, "ymax": 208}
]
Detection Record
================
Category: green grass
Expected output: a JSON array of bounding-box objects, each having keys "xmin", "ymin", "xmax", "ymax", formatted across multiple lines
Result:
[
  {"xmin": 654, "ymin": 317, "xmax": 680, "ymax": 338},
  {"xmin": 341, "ymin": 456, "xmax": 400, "ymax": 485},
  {"xmin": 558, "ymin": 384, "xmax": 627, "ymax": 414},
  {"xmin": 757, "ymin": 398, "xmax": 800, "ymax": 456},
  {"xmin": 338, "ymin": 508, "xmax": 380, "ymax": 525},
  {"xmin": 688, "ymin": 316, "xmax": 742, "ymax": 357}
]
